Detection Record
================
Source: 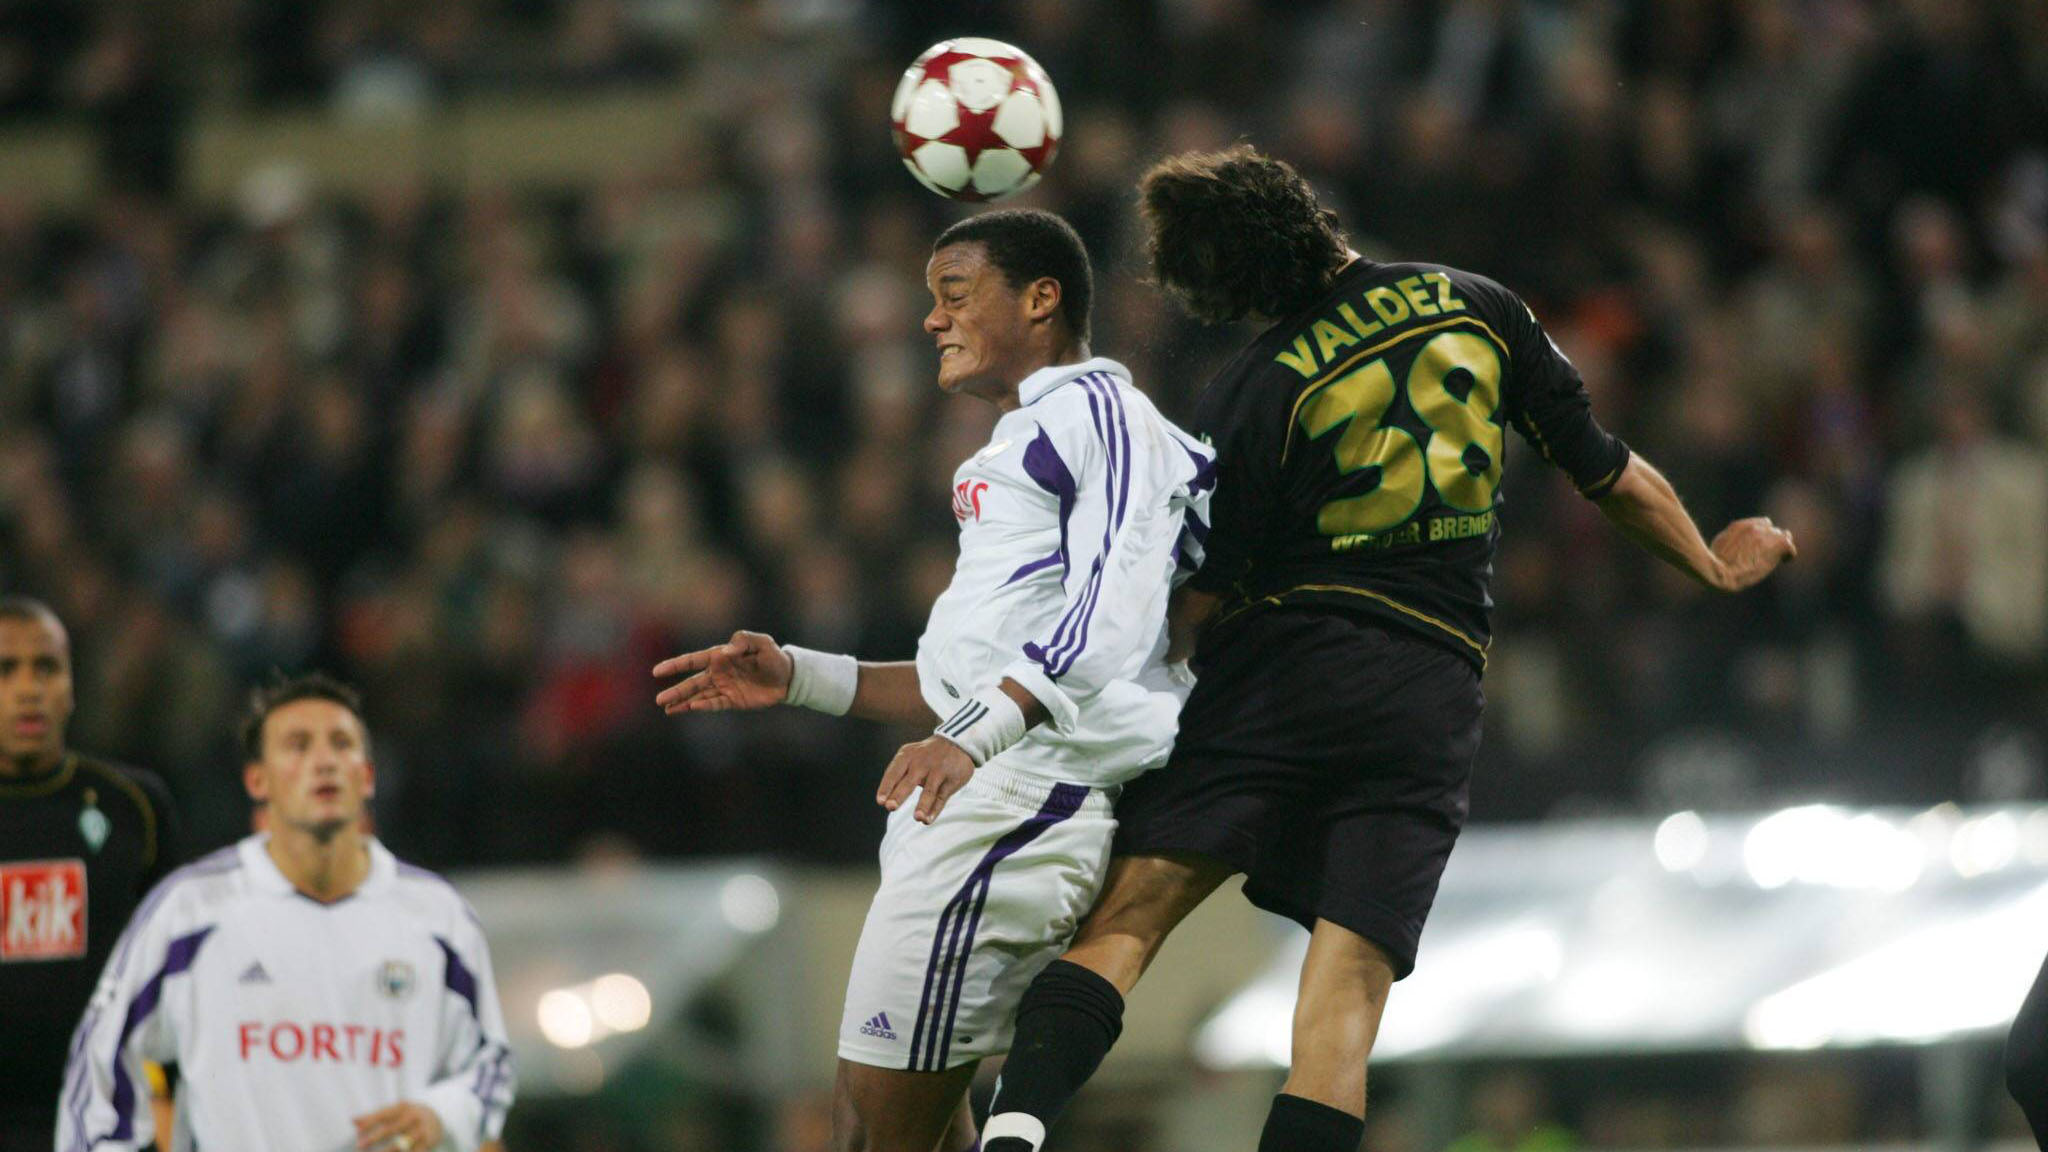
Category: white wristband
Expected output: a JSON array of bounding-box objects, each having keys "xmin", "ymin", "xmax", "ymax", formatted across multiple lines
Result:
[
  {"xmin": 934, "ymin": 687, "xmax": 1029, "ymax": 766},
  {"xmin": 783, "ymin": 645, "xmax": 858, "ymax": 716}
]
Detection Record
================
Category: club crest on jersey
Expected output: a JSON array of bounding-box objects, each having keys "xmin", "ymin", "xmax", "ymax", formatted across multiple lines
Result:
[
  {"xmin": 952, "ymin": 479, "xmax": 989, "ymax": 523},
  {"xmin": 79, "ymin": 789, "xmax": 110, "ymax": 853},
  {"xmin": 377, "ymin": 959, "xmax": 416, "ymax": 1000},
  {"xmin": 1, "ymin": 859, "xmax": 86, "ymax": 961}
]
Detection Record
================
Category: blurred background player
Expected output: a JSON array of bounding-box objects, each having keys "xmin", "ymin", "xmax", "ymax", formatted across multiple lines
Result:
[
  {"xmin": 0, "ymin": 596, "xmax": 180, "ymax": 1149},
  {"xmin": 59, "ymin": 673, "xmax": 513, "ymax": 1152},
  {"xmin": 980, "ymin": 146, "xmax": 1797, "ymax": 1152},
  {"xmin": 653, "ymin": 208, "xmax": 1211, "ymax": 1152}
]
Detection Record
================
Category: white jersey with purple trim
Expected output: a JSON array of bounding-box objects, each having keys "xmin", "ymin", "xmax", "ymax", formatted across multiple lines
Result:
[
  {"xmin": 58, "ymin": 835, "xmax": 513, "ymax": 1152},
  {"xmin": 917, "ymin": 356, "xmax": 1215, "ymax": 788}
]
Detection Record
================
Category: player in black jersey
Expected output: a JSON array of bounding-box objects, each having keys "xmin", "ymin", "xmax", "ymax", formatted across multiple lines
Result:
[
  {"xmin": 979, "ymin": 147, "xmax": 1796, "ymax": 1152},
  {"xmin": 0, "ymin": 597, "xmax": 181, "ymax": 1148}
]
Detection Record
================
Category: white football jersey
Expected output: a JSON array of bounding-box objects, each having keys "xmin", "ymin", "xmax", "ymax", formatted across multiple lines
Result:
[
  {"xmin": 919, "ymin": 357, "xmax": 1215, "ymax": 787},
  {"xmin": 58, "ymin": 835, "xmax": 513, "ymax": 1152}
]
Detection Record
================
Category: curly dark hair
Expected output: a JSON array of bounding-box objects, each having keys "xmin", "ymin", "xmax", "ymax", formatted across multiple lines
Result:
[
  {"xmin": 239, "ymin": 670, "xmax": 366, "ymax": 761},
  {"xmin": 934, "ymin": 208, "xmax": 1093, "ymax": 342},
  {"xmin": 1138, "ymin": 145, "xmax": 1352, "ymax": 325}
]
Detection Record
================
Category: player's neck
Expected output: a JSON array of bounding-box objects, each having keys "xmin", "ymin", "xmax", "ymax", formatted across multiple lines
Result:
[
  {"xmin": 266, "ymin": 823, "xmax": 372, "ymax": 902},
  {"xmin": 0, "ymin": 747, "xmax": 66, "ymax": 779},
  {"xmin": 989, "ymin": 338, "xmax": 1090, "ymax": 413}
]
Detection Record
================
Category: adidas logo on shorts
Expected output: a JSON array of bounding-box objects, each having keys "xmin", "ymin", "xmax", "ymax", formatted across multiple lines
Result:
[{"xmin": 858, "ymin": 1012, "xmax": 898, "ymax": 1041}]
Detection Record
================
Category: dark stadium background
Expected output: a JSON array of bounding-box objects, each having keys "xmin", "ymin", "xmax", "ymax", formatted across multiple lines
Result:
[{"xmin": 2, "ymin": 1, "xmax": 2045, "ymax": 1149}]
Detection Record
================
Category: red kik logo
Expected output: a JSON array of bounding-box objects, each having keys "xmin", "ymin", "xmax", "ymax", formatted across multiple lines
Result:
[
  {"xmin": 1, "ymin": 859, "xmax": 87, "ymax": 961},
  {"xmin": 952, "ymin": 480, "xmax": 989, "ymax": 522}
]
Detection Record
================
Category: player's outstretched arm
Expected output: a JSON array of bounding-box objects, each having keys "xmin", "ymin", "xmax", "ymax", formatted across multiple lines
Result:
[
  {"xmin": 1596, "ymin": 455, "xmax": 1796, "ymax": 592},
  {"xmin": 653, "ymin": 631, "xmax": 795, "ymax": 713},
  {"xmin": 653, "ymin": 631, "xmax": 939, "ymax": 726}
]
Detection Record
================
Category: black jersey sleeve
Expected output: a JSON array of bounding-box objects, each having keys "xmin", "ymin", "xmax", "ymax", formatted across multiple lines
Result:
[
  {"xmin": 1486, "ymin": 284, "xmax": 1631, "ymax": 499},
  {"xmin": 1186, "ymin": 354, "xmax": 1283, "ymax": 597}
]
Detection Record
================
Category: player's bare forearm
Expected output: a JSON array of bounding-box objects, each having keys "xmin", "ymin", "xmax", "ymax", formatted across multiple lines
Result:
[
  {"xmin": 853, "ymin": 670, "xmax": 1044, "ymax": 729},
  {"xmin": 1596, "ymin": 457, "xmax": 1715, "ymax": 582},
  {"xmin": 1167, "ymin": 585, "xmax": 1222, "ymax": 663},
  {"xmin": 1597, "ymin": 455, "xmax": 1795, "ymax": 592},
  {"xmin": 848, "ymin": 662, "xmax": 943, "ymax": 727},
  {"xmin": 998, "ymin": 677, "xmax": 1050, "ymax": 727}
]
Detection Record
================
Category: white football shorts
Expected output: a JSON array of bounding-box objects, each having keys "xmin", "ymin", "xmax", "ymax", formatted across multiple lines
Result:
[{"xmin": 837, "ymin": 767, "xmax": 1116, "ymax": 1071}]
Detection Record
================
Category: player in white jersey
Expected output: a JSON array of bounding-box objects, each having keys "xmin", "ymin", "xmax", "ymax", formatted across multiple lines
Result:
[
  {"xmin": 59, "ymin": 674, "xmax": 513, "ymax": 1152},
  {"xmin": 653, "ymin": 209, "xmax": 1213, "ymax": 1152}
]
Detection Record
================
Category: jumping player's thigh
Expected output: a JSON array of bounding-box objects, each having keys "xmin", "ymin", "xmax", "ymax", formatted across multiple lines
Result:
[
  {"xmin": 834, "ymin": 1058, "xmax": 979, "ymax": 1152},
  {"xmin": 1063, "ymin": 852, "xmax": 1234, "ymax": 993}
]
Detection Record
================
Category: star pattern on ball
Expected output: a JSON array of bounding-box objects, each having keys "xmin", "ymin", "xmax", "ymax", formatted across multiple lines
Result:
[{"xmin": 892, "ymin": 40, "xmax": 1062, "ymax": 202}]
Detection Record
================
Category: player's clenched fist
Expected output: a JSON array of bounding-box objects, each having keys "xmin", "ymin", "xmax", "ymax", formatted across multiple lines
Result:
[
  {"xmin": 876, "ymin": 736, "xmax": 976, "ymax": 825},
  {"xmin": 1709, "ymin": 517, "xmax": 1797, "ymax": 593},
  {"xmin": 653, "ymin": 630, "xmax": 793, "ymax": 714}
]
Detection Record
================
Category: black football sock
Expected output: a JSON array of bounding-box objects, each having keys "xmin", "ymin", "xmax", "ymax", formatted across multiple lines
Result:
[
  {"xmin": 1257, "ymin": 1093, "xmax": 1364, "ymax": 1152},
  {"xmin": 981, "ymin": 959, "xmax": 1126, "ymax": 1151}
]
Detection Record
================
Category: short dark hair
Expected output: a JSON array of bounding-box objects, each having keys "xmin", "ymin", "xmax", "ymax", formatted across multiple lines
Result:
[
  {"xmin": 240, "ymin": 671, "xmax": 366, "ymax": 761},
  {"xmin": 1138, "ymin": 144, "xmax": 1352, "ymax": 324},
  {"xmin": 0, "ymin": 596, "xmax": 62, "ymax": 629},
  {"xmin": 933, "ymin": 209, "xmax": 1093, "ymax": 342}
]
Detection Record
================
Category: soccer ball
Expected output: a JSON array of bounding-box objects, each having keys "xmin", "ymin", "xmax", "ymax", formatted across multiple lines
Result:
[{"xmin": 891, "ymin": 38, "xmax": 1062, "ymax": 202}]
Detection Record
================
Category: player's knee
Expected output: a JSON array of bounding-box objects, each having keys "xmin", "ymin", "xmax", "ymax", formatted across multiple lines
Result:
[
  {"xmin": 832, "ymin": 1105, "xmax": 868, "ymax": 1151},
  {"xmin": 832, "ymin": 1070, "xmax": 868, "ymax": 1152}
]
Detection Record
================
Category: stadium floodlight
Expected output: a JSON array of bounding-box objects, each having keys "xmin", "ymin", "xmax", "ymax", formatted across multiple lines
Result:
[
  {"xmin": 537, "ymin": 972, "xmax": 656, "ymax": 1051},
  {"xmin": 590, "ymin": 973, "xmax": 653, "ymax": 1033},
  {"xmin": 1653, "ymin": 810, "xmax": 1710, "ymax": 873},
  {"xmin": 537, "ymin": 988, "xmax": 596, "ymax": 1049},
  {"xmin": 1742, "ymin": 805, "xmax": 1923, "ymax": 892},
  {"xmin": 720, "ymin": 872, "xmax": 782, "ymax": 933}
]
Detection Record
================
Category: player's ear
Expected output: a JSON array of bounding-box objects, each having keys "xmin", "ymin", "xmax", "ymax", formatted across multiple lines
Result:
[
  {"xmin": 1026, "ymin": 276, "xmax": 1062, "ymax": 325},
  {"xmin": 242, "ymin": 761, "xmax": 267, "ymax": 803}
]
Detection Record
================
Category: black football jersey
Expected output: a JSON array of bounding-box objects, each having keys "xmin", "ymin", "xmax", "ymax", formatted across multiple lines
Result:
[
  {"xmin": 1189, "ymin": 259, "xmax": 1630, "ymax": 668},
  {"xmin": 0, "ymin": 753, "xmax": 180, "ymax": 1133}
]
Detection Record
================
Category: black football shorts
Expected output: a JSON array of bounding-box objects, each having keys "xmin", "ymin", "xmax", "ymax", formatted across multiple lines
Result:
[{"xmin": 1113, "ymin": 606, "xmax": 1483, "ymax": 979}]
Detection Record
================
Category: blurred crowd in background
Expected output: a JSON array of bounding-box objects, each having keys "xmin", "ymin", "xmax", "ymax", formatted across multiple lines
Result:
[{"xmin": 3, "ymin": 0, "xmax": 2047, "ymax": 873}]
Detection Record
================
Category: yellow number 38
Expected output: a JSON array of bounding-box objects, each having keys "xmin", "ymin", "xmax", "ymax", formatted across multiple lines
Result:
[{"xmin": 1295, "ymin": 330, "xmax": 1505, "ymax": 537}]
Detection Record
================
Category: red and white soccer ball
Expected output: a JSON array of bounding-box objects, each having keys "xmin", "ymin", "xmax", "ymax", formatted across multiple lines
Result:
[{"xmin": 891, "ymin": 38, "xmax": 1062, "ymax": 202}]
